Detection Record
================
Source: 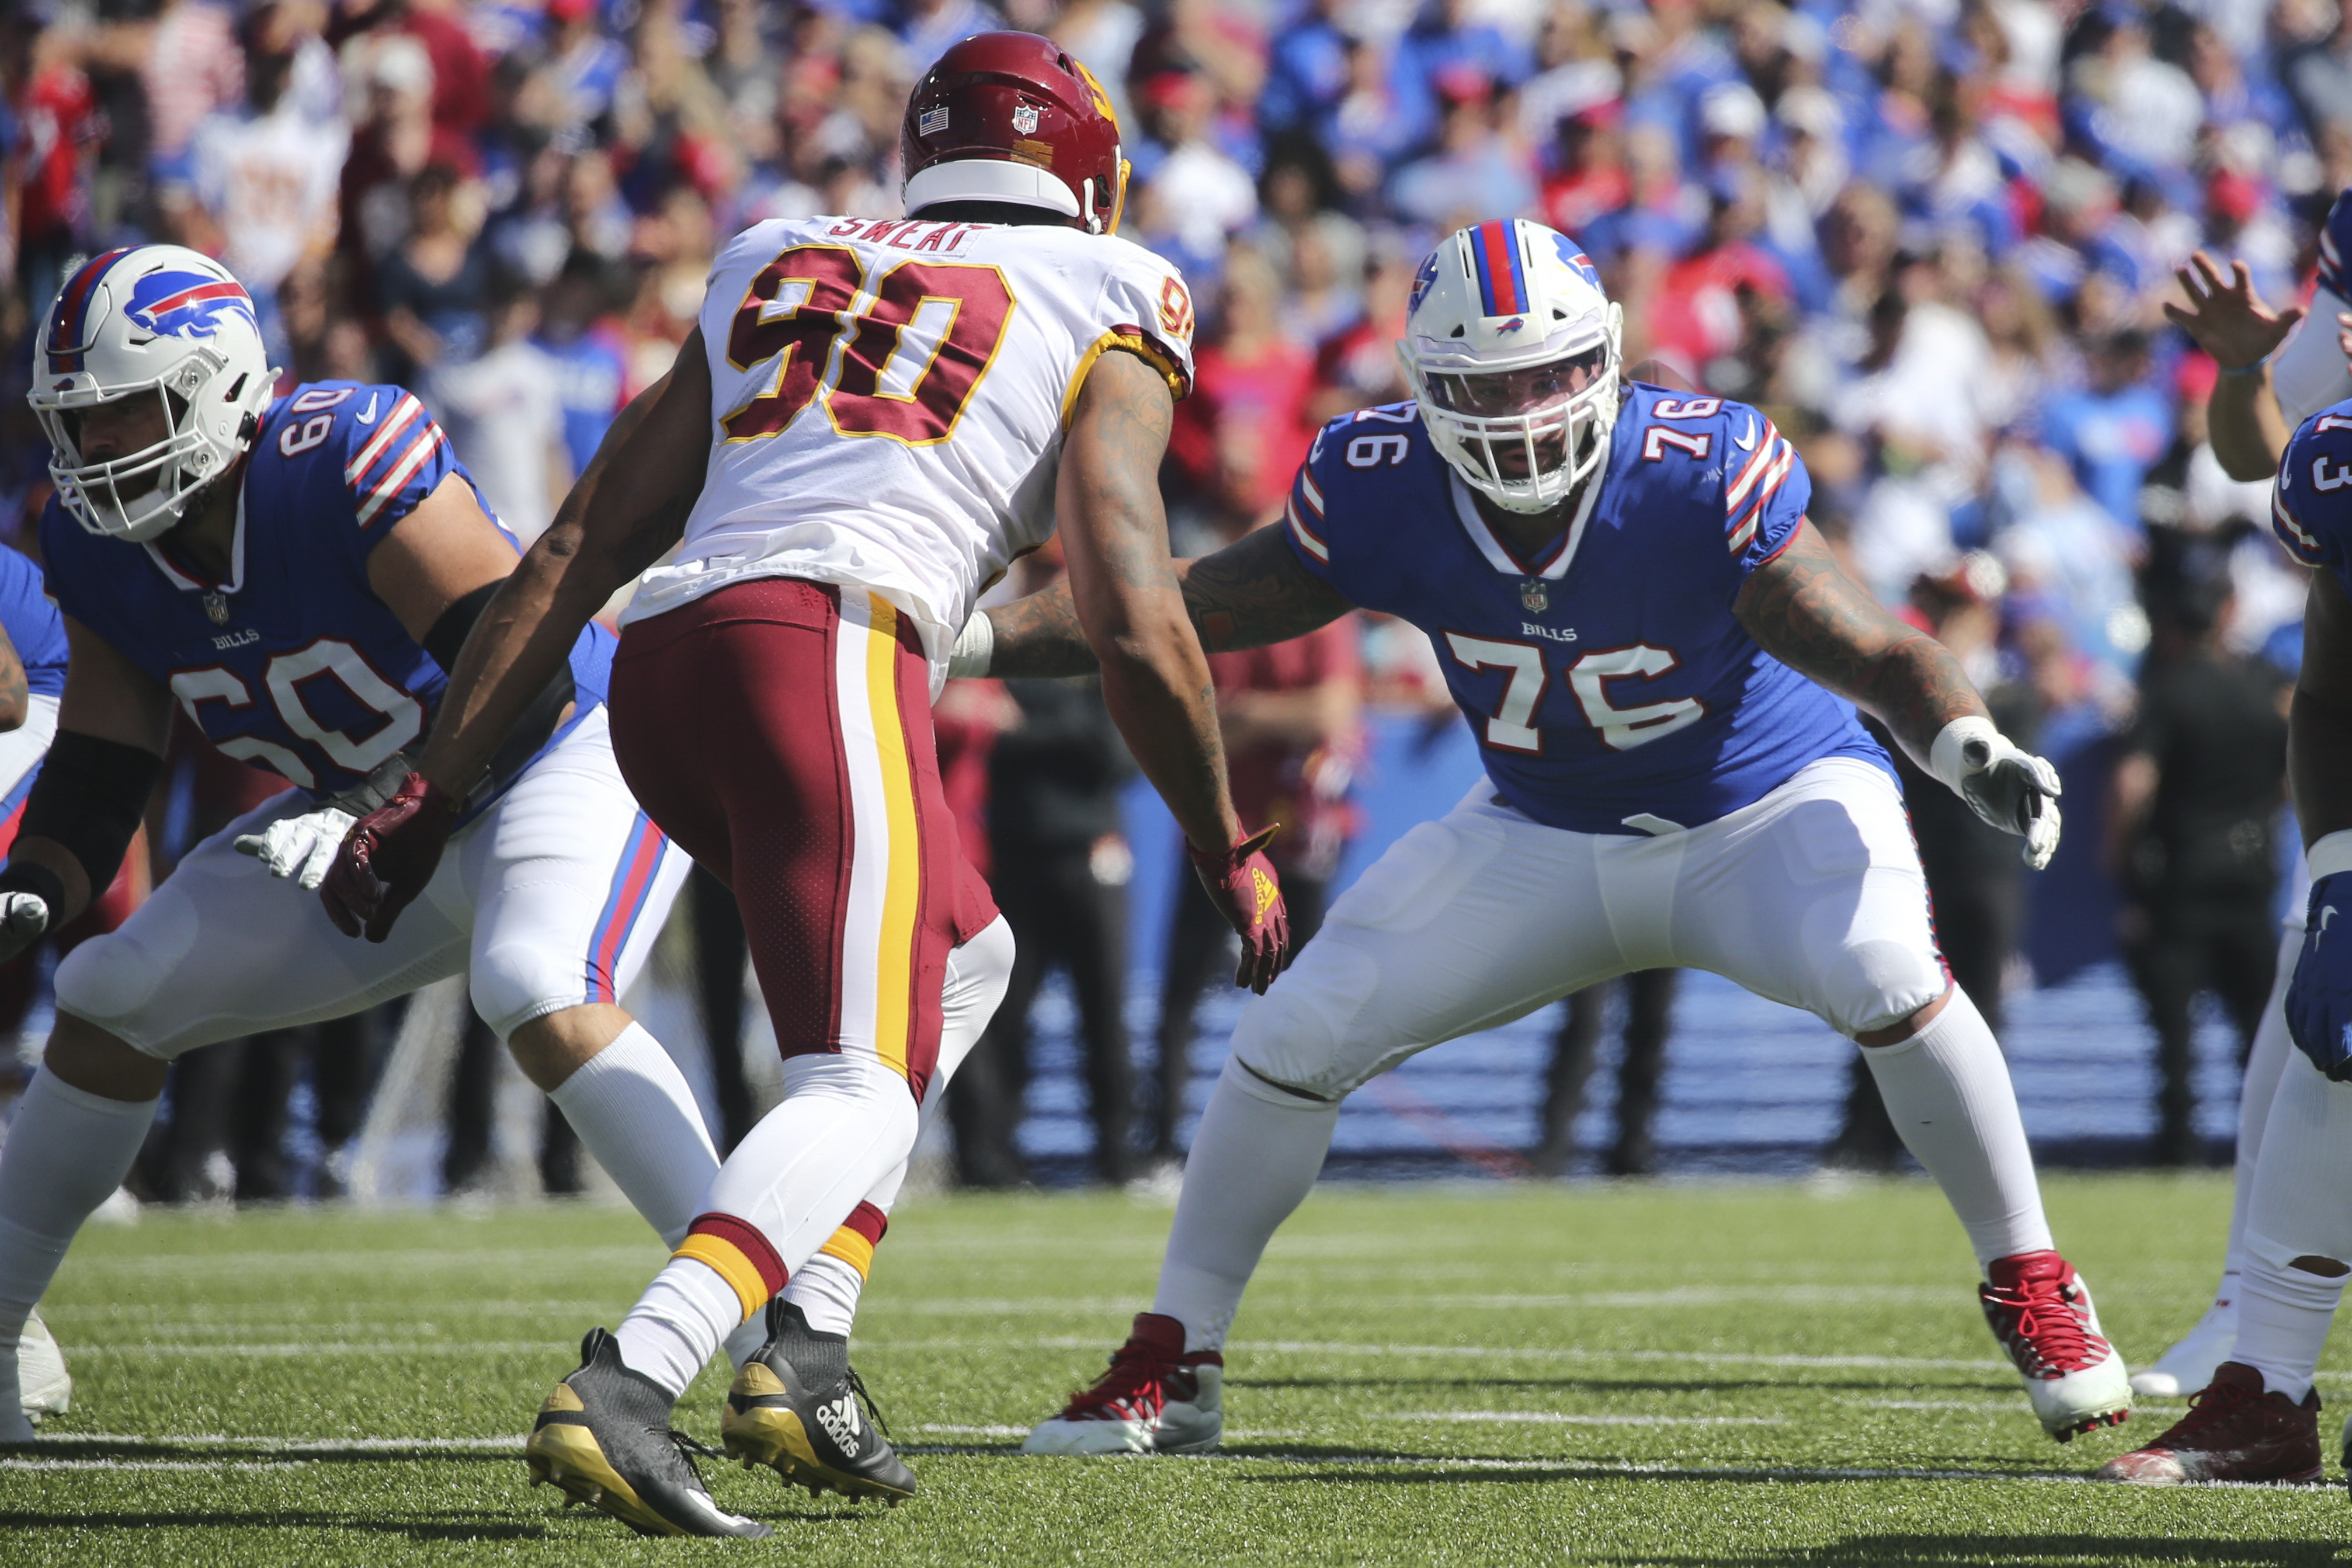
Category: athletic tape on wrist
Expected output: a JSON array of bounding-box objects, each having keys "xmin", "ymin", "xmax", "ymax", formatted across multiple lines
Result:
[
  {"xmin": 2308, "ymin": 830, "xmax": 2352, "ymax": 885},
  {"xmin": 947, "ymin": 612, "xmax": 993, "ymax": 678},
  {"xmin": 1928, "ymin": 715, "xmax": 1999, "ymax": 795}
]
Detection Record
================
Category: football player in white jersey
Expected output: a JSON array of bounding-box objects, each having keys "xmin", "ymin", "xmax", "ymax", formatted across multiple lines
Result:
[
  {"xmin": 957, "ymin": 218, "xmax": 2130, "ymax": 1457},
  {"xmin": 325, "ymin": 33, "xmax": 1293, "ymax": 1537},
  {"xmin": 2091, "ymin": 238, "xmax": 2352, "ymax": 1482}
]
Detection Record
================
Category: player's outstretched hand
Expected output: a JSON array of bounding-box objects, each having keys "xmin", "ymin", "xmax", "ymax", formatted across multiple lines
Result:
[
  {"xmin": 320, "ymin": 774, "xmax": 461, "ymax": 943},
  {"xmin": 2163, "ymin": 252, "xmax": 2301, "ymax": 373},
  {"xmin": 1930, "ymin": 717, "xmax": 2063, "ymax": 870},
  {"xmin": 2288, "ymin": 877, "xmax": 2352, "ymax": 1080},
  {"xmin": 235, "ymin": 806, "xmax": 359, "ymax": 892},
  {"xmin": 0, "ymin": 891, "xmax": 49, "ymax": 964},
  {"xmin": 1189, "ymin": 826, "xmax": 1293, "ymax": 995}
]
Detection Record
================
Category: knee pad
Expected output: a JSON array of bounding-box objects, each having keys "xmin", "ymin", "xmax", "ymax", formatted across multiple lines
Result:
[
  {"xmin": 468, "ymin": 938, "xmax": 575, "ymax": 1041},
  {"xmin": 1229, "ymin": 936, "xmax": 1384, "ymax": 1101},
  {"xmin": 53, "ymin": 891, "xmax": 201, "ymax": 1059},
  {"xmin": 1821, "ymin": 937, "xmax": 1949, "ymax": 1039},
  {"xmin": 933, "ymin": 916, "xmax": 1015, "ymax": 1095}
]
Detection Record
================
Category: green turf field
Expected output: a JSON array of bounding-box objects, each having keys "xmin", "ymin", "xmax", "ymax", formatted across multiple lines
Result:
[{"xmin": 4, "ymin": 1173, "xmax": 2347, "ymax": 1566}]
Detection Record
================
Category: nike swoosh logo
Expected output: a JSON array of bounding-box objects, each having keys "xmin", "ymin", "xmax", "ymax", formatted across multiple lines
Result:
[
  {"xmin": 2325, "ymin": 906, "xmax": 2339, "ymax": 933},
  {"xmin": 357, "ymin": 393, "xmax": 378, "ymax": 425},
  {"xmin": 1735, "ymin": 416, "xmax": 1758, "ymax": 451}
]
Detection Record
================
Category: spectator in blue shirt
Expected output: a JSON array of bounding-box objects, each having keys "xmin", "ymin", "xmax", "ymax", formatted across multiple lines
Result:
[{"xmin": 2037, "ymin": 329, "xmax": 2173, "ymax": 533}]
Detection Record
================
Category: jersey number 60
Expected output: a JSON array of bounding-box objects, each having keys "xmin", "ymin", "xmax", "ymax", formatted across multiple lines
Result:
[{"xmin": 722, "ymin": 245, "xmax": 1016, "ymax": 447}]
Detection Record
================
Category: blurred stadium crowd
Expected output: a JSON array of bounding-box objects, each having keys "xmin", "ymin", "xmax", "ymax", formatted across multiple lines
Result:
[{"xmin": 0, "ymin": 0, "xmax": 2332, "ymax": 1194}]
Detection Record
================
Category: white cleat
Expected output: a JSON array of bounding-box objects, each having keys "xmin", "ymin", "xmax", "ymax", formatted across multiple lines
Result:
[
  {"xmin": 1980, "ymin": 1251, "xmax": 2132, "ymax": 1442},
  {"xmin": 1024, "ymin": 1312, "xmax": 1224, "ymax": 1455},
  {"xmin": 2130, "ymin": 1295, "xmax": 2236, "ymax": 1399},
  {"xmin": 19, "ymin": 1310, "xmax": 70, "ymax": 1427}
]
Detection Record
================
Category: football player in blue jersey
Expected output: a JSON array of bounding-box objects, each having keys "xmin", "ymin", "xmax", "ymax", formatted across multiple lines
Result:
[
  {"xmin": 951, "ymin": 218, "xmax": 2130, "ymax": 1452},
  {"xmin": 2110, "ymin": 215, "xmax": 2352, "ymax": 1413},
  {"xmin": 0, "ymin": 245, "xmax": 748, "ymax": 1445},
  {"xmin": 0, "ymin": 544, "xmax": 75, "ymax": 1434},
  {"xmin": 2092, "ymin": 234, "xmax": 2352, "ymax": 1483}
]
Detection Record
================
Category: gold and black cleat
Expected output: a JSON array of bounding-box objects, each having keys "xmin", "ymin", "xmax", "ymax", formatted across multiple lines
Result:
[
  {"xmin": 524, "ymin": 1327, "xmax": 772, "ymax": 1539},
  {"xmin": 722, "ymin": 1299, "xmax": 916, "ymax": 1505}
]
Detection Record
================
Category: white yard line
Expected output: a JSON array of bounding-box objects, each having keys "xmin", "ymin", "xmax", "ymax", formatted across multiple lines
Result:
[{"xmin": 1394, "ymin": 1411, "xmax": 1787, "ymax": 1426}]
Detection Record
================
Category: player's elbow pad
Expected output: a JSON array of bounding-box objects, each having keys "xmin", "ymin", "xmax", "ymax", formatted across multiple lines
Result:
[
  {"xmin": 17, "ymin": 731, "xmax": 163, "ymax": 899},
  {"xmin": 425, "ymin": 582, "xmax": 577, "ymax": 795}
]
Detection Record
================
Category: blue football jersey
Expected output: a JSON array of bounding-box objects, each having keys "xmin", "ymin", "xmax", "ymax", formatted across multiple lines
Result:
[
  {"xmin": 1283, "ymin": 387, "xmax": 1888, "ymax": 835},
  {"xmin": 2319, "ymin": 188, "xmax": 2352, "ymax": 301},
  {"xmin": 0, "ymin": 544, "xmax": 67, "ymax": 701},
  {"xmin": 40, "ymin": 381, "xmax": 612, "ymax": 801}
]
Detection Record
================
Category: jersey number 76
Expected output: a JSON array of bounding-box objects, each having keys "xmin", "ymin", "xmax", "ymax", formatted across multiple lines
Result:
[{"xmin": 722, "ymin": 245, "xmax": 1016, "ymax": 447}]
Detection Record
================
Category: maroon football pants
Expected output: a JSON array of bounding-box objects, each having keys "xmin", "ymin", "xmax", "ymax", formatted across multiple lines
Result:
[{"xmin": 608, "ymin": 577, "xmax": 993, "ymax": 1103}]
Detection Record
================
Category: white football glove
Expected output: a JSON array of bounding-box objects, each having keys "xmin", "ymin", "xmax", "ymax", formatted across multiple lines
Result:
[
  {"xmin": 234, "ymin": 806, "xmax": 357, "ymax": 891},
  {"xmin": 0, "ymin": 891, "xmax": 48, "ymax": 964},
  {"xmin": 1930, "ymin": 716, "xmax": 2063, "ymax": 871}
]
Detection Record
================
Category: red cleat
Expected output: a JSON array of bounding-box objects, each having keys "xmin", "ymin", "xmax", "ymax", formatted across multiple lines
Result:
[
  {"xmin": 1979, "ymin": 1250, "xmax": 2132, "ymax": 1441},
  {"xmin": 2097, "ymin": 1362, "xmax": 2320, "ymax": 1485},
  {"xmin": 1022, "ymin": 1312, "xmax": 1224, "ymax": 1455}
]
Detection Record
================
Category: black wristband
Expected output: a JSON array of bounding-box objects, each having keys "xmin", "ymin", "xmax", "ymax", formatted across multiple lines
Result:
[{"xmin": 0, "ymin": 859, "xmax": 67, "ymax": 913}]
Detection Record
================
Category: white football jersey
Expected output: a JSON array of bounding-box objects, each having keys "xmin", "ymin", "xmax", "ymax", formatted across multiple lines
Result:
[{"xmin": 623, "ymin": 214, "xmax": 1198, "ymax": 690}]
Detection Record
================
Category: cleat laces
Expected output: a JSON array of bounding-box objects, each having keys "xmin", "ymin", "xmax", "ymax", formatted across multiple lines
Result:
[
  {"xmin": 1988, "ymin": 1277, "xmax": 2105, "ymax": 1377},
  {"xmin": 2148, "ymin": 1378, "xmax": 2260, "ymax": 1448},
  {"xmin": 1058, "ymin": 1338, "xmax": 1176, "ymax": 1422},
  {"xmin": 844, "ymin": 1366, "xmax": 894, "ymax": 1440}
]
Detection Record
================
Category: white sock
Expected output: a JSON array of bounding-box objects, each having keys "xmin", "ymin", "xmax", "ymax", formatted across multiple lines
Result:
[
  {"xmin": 547, "ymin": 1021, "xmax": 720, "ymax": 1249},
  {"xmin": 760, "ymin": 916, "xmax": 1015, "ymax": 1362},
  {"xmin": 2228, "ymin": 1045, "xmax": 2352, "ymax": 1399},
  {"xmin": 2215, "ymin": 926, "xmax": 2299, "ymax": 1303},
  {"xmin": 1857, "ymin": 988, "xmax": 2052, "ymax": 1268},
  {"xmin": 1153, "ymin": 1056, "xmax": 1341, "ymax": 1353},
  {"xmin": 613, "ymin": 1052, "xmax": 918, "ymax": 1398},
  {"xmin": 0, "ymin": 1073, "xmax": 159, "ymax": 1428},
  {"xmin": 780, "ymin": 1253, "xmax": 864, "ymax": 1337},
  {"xmin": 2234, "ymin": 1240, "xmax": 2341, "ymax": 1403}
]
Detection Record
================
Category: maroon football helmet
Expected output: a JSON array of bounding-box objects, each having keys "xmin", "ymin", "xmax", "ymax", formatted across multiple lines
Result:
[{"xmin": 901, "ymin": 32, "xmax": 1128, "ymax": 235}]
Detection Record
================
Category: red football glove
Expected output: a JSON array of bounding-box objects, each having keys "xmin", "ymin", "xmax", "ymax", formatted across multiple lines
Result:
[
  {"xmin": 321, "ymin": 773, "xmax": 463, "ymax": 943},
  {"xmin": 1187, "ymin": 825, "xmax": 1293, "ymax": 995}
]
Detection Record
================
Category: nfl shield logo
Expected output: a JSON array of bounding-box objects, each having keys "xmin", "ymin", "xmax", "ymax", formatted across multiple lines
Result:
[
  {"xmin": 1520, "ymin": 579, "xmax": 1548, "ymax": 614},
  {"xmin": 1013, "ymin": 103, "xmax": 1040, "ymax": 134}
]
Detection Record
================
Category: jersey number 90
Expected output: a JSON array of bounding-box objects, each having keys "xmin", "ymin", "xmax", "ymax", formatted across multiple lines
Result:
[{"xmin": 722, "ymin": 245, "xmax": 1016, "ymax": 447}]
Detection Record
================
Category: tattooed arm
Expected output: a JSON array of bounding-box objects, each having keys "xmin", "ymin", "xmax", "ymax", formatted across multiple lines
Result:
[
  {"xmin": 988, "ymin": 517, "xmax": 1359, "ymax": 679},
  {"xmin": 1055, "ymin": 349, "xmax": 1242, "ymax": 853},
  {"xmin": 1733, "ymin": 519, "xmax": 1988, "ymax": 766},
  {"xmin": 0, "ymin": 623, "xmax": 29, "ymax": 733}
]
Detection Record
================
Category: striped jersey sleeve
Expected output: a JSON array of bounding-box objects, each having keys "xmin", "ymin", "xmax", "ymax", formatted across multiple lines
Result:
[
  {"xmin": 1717, "ymin": 407, "xmax": 1810, "ymax": 578},
  {"xmin": 329, "ymin": 385, "xmax": 460, "ymax": 545},
  {"xmin": 2273, "ymin": 405, "xmax": 2352, "ymax": 575},
  {"xmin": 2320, "ymin": 189, "xmax": 2352, "ymax": 302},
  {"xmin": 1282, "ymin": 454, "xmax": 1334, "ymax": 576}
]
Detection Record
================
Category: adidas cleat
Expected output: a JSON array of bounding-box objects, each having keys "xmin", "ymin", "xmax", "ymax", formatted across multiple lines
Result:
[
  {"xmin": 1023, "ymin": 1312, "xmax": 1222, "ymax": 1455},
  {"xmin": 2131, "ymin": 1294, "xmax": 2238, "ymax": 1399},
  {"xmin": 1981, "ymin": 1250, "xmax": 2132, "ymax": 1442},
  {"xmin": 721, "ymin": 1300, "xmax": 914, "ymax": 1504},
  {"xmin": 2098, "ymin": 1362, "xmax": 2320, "ymax": 1485},
  {"xmin": 524, "ymin": 1328, "xmax": 770, "ymax": 1539},
  {"xmin": 19, "ymin": 1310, "xmax": 70, "ymax": 1428}
]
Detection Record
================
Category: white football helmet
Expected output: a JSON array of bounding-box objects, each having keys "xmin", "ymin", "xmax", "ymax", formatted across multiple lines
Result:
[
  {"xmin": 1397, "ymin": 218, "xmax": 1623, "ymax": 514},
  {"xmin": 28, "ymin": 245, "xmax": 273, "ymax": 543}
]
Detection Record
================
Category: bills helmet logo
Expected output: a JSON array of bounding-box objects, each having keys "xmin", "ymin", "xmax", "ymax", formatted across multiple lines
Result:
[
  {"xmin": 1409, "ymin": 251, "xmax": 1440, "ymax": 311},
  {"xmin": 1497, "ymin": 317, "xmax": 1525, "ymax": 333},
  {"xmin": 1550, "ymin": 232, "xmax": 1601, "ymax": 289},
  {"xmin": 124, "ymin": 269, "xmax": 259, "ymax": 343}
]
